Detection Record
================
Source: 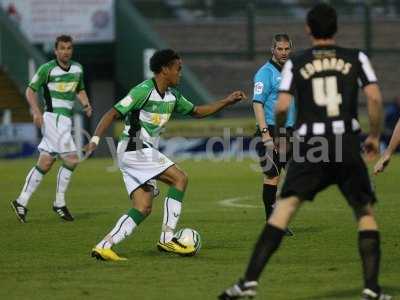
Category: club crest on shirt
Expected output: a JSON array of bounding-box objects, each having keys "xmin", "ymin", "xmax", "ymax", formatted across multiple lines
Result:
[{"xmin": 254, "ymin": 82, "xmax": 264, "ymax": 95}]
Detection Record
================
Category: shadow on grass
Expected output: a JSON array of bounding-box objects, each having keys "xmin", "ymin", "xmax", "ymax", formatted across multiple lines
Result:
[
  {"xmin": 69, "ymin": 210, "xmax": 109, "ymax": 220},
  {"xmin": 129, "ymin": 249, "xmax": 209, "ymax": 261},
  {"xmin": 295, "ymin": 285, "xmax": 399, "ymax": 300},
  {"xmin": 24, "ymin": 210, "xmax": 109, "ymax": 225},
  {"xmin": 286, "ymin": 225, "xmax": 325, "ymax": 235}
]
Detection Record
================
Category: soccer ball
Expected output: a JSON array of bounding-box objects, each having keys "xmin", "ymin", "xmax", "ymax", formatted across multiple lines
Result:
[{"xmin": 174, "ymin": 228, "xmax": 201, "ymax": 255}]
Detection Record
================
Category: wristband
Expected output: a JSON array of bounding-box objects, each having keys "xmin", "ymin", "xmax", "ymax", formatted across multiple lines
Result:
[{"xmin": 90, "ymin": 136, "xmax": 100, "ymax": 145}]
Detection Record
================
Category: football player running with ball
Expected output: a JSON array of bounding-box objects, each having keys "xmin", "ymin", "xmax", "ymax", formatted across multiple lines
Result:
[{"xmin": 86, "ymin": 49, "xmax": 247, "ymax": 261}]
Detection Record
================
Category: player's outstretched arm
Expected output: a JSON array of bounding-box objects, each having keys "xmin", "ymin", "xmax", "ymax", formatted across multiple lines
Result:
[
  {"xmin": 364, "ymin": 83, "xmax": 383, "ymax": 161},
  {"xmin": 191, "ymin": 91, "xmax": 247, "ymax": 118},
  {"xmin": 25, "ymin": 87, "xmax": 43, "ymax": 128},
  {"xmin": 84, "ymin": 107, "xmax": 120, "ymax": 155},
  {"xmin": 374, "ymin": 117, "xmax": 400, "ymax": 175}
]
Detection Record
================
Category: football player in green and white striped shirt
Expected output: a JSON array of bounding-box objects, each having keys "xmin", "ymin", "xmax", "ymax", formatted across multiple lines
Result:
[
  {"xmin": 11, "ymin": 35, "xmax": 92, "ymax": 223},
  {"xmin": 86, "ymin": 49, "xmax": 247, "ymax": 261}
]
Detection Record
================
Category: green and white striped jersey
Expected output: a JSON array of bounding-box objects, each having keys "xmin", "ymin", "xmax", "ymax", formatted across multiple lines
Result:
[
  {"xmin": 29, "ymin": 59, "xmax": 85, "ymax": 117},
  {"xmin": 114, "ymin": 78, "xmax": 195, "ymax": 147}
]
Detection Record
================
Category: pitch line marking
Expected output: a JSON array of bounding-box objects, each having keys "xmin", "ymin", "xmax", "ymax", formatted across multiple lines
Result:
[
  {"xmin": 218, "ymin": 196, "xmax": 261, "ymax": 208},
  {"xmin": 218, "ymin": 196, "xmax": 345, "ymax": 212}
]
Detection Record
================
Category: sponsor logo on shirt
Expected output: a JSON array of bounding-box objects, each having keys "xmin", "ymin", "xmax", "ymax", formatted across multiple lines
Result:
[
  {"xmin": 152, "ymin": 114, "xmax": 161, "ymax": 125},
  {"xmin": 55, "ymin": 82, "xmax": 78, "ymax": 92}
]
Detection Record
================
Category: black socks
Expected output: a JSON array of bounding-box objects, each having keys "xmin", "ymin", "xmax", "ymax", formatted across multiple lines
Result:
[
  {"xmin": 263, "ymin": 184, "xmax": 277, "ymax": 220},
  {"xmin": 359, "ymin": 230, "xmax": 381, "ymax": 294},
  {"xmin": 244, "ymin": 224, "xmax": 286, "ymax": 282}
]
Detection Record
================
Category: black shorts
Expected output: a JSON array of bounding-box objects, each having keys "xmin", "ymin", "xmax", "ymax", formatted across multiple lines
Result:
[
  {"xmin": 255, "ymin": 126, "xmax": 293, "ymax": 178},
  {"xmin": 280, "ymin": 134, "xmax": 376, "ymax": 206}
]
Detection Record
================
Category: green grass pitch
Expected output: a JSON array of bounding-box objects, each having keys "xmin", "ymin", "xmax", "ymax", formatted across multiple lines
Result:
[{"xmin": 1, "ymin": 157, "xmax": 399, "ymax": 300}]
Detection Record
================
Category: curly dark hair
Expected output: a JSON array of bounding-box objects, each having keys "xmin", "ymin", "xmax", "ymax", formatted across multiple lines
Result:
[{"xmin": 150, "ymin": 49, "xmax": 180, "ymax": 74}]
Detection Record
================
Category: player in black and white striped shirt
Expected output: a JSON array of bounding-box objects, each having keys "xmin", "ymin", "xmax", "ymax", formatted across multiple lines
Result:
[{"xmin": 220, "ymin": 4, "xmax": 391, "ymax": 300}]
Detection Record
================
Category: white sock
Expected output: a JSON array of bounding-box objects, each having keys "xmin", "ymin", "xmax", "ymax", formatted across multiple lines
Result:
[
  {"xmin": 96, "ymin": 215, "xmax": 137, "ymax": 249},
  {"xmin": 54, "ymin": 166, "xmax": 73, "ymax": 207},
  {"xmin": 160, "ymin": 197, "xmax": 182, "ymax": 243},
  {"xmin": 17, "ymin": 166, "xmax": 44, "ymax": 207}
]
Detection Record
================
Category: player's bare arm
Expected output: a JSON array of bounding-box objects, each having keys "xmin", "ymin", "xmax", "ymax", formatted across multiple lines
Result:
[
  {"xmin": 85, "ymin": 107, "xmax": 120, "ymax": 154},
  {"xmin": 77, "ymin": 90, "xmax": 93, "ymax": 117},
  {"xmin": 191, "ymin": 91, "xmax": 247, "ymax": 118},
  {"xmin": 25, "ymin": 86, "xmax": 43, "ymax": 128},
  {"xmin": 363, "ymin": 83, "xmax": 383, "ymax": 160},
  {"xmin": 374, "ymin": 117, "xmax": 400, "ymax": 174},
  {"xmin": 253, "ymin": 102, "xmax": 274, "ymax": 146},
  {"xmin": 384, "ymin": 118, "xmax": 400, "ymax": 155}
]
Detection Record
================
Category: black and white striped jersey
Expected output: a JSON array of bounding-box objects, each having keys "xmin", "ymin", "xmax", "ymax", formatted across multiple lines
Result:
[{"xmin": 279, "ymin": 45, "xmax": 377, "ymax": 136}]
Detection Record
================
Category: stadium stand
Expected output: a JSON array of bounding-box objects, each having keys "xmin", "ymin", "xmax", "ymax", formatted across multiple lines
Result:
[
  {"xmin": 150, "ymin": 20, "xmax": 399, "ymax": 105},
  {"xmin": 0, "ymin": 69, "xmax": 30, "ymax": 122}
]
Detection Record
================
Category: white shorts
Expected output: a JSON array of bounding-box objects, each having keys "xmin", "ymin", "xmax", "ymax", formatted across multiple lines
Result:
[
  {"xmin": 38, "ymin": 112, "xmax": 77, "ymax": 157},
  {"xmin": 117, "ymin": 140, "xmax": 175, "ymax": 196}
]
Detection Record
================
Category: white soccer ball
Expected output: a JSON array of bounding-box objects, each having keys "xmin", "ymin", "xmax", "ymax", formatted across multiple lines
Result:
[{"xmin": 174, "ymin": 228, "xmax": 201, "ymax": 255}]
